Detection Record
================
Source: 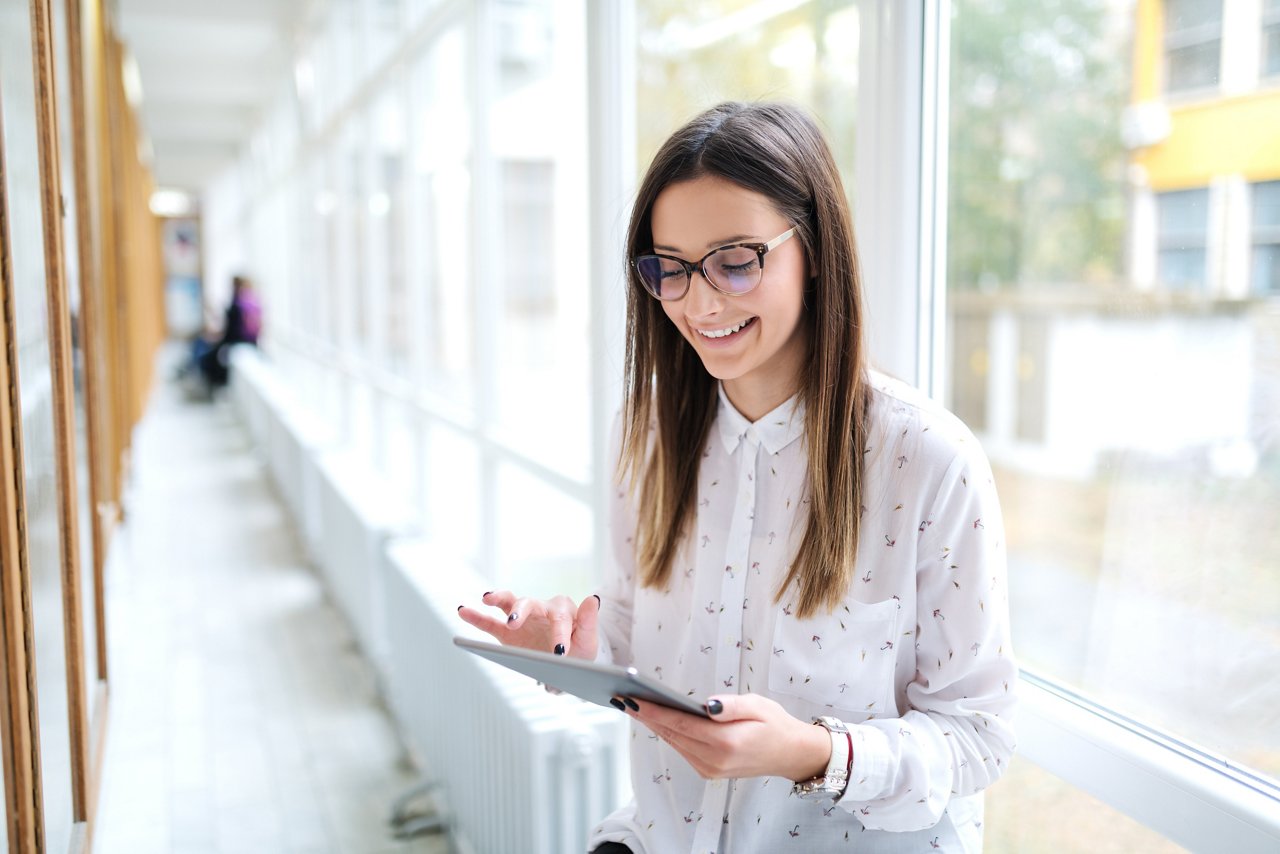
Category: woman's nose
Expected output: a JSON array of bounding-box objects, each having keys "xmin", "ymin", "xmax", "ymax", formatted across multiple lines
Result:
[{"xmin": 682, "ymin": 269, "xmax": 724, "ymax": 317}]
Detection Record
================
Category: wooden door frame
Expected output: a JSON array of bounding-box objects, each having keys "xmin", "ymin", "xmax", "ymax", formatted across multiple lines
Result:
[{"xmin": 0, "ymin": 79, "xmax": 47, "ymax": 854}]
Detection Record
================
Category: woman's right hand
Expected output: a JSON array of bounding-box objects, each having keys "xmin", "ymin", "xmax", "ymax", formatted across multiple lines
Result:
[{"xmin": 457, "ymin": 590, "xmax": 600, "ymax": 660}]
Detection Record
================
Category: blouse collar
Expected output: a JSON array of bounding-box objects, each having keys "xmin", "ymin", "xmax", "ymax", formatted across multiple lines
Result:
[{"xmin": 715, "ymin": 384, "xmax": 806, "ymax": 456}]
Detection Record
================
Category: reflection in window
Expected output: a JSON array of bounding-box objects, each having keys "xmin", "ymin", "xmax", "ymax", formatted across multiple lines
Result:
[
  {"xmin": 947, "ymin": 0, "xmax": 1280, "ymax": 796},
  {"xmin": 1253, "ymin": 181, "xmax": 1280, "ymax": 294},
  {"xmin": 1156, "ymin": 188, "xmax": 1209, "ymax": 290},
  {"xmin": 1164, "ymin": 0, "xmax": 1222, "ymax": 92}
]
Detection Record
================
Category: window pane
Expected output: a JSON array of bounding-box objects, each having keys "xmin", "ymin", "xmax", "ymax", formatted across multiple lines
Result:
[
  {"xmin": 1165, "ymin": 0, "xmax": 1221, "ymax": 31},
  {"xmin": 409, "ymin": 26, "xmax": 474, "ymax": 409},
  {"xmin": 495, "ymin": 461, "xmax": 592, "ymax": 597},
  {"xmin": 1166, "ymin": 40, "xmax": 1220, "ymax": 91},
  {"xmin": 637, "ymin": 0, "xmax": 859, "ymax": 191},
  {"xmin": 1157, "ymin": 188, "xmax": 1208, "ymax": 239},
  {"xmin": 1163, "ymin": 0, "xmax": 1221, "ymax": 92},
  {"xmin": 489, "ymin": 0, "xmax": 592, "ymax": 480},
  {"xmin": 985, "ymin": 758, "xmax": 1188, "ymax": 853},
  {"xmin": 1253, "ymin": 246, "xmax": 1280, "ymax": 294},
  {"xmin": 1255, "ymin": 180, "xmax": 1280, "ymax": 229},
  {"xmin": 947, "ymin": 0, "xmax": 1280, "ymax": 795}
]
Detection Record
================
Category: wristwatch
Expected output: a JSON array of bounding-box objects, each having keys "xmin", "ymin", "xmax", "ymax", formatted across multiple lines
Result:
[{"xmin": 792, "ymin": 716, "xmax": 851, "ymax": 801}]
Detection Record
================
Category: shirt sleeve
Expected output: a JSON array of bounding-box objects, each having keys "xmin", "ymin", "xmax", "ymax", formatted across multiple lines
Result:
[
  {"xmin": 837, "ymin": 442, "xmax": 1018, "ymax": 832},
  {"xmin": 595, "ymin": 413, "xmax": 638, "ymax": 667}
]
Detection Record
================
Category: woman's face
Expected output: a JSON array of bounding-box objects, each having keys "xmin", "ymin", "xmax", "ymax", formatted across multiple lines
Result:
[{"xmin": 650, "ymin": 175, "xmax": 809, "ymax": 420}]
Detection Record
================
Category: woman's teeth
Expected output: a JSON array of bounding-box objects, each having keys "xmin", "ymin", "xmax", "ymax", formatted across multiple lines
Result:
[{"xmin": 697, "ymin": 318, "xmax": 753, "ymax": 339}]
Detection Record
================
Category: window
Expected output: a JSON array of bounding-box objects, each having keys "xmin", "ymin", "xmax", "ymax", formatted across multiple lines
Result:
[
  {"xmin": 1264, "ymin": 0, "xmax": 1280, "ymax": 78},
  {"xmin": 1156, "ymin": 188, "xmax": 1209, "ymax": 290},
  {"xmin": 637, "ymin": 0, "xmax": 860, "ymax": 190},
  {"xmin": 1254, "ymin": 181, "xmax": 1280, "ymax": 295},
  {"xmin": 1164, "ymin": 0, "xmax": 1222, "ymax": 93},
  {"xmin": 948, "ymin": 2, "xmax": 1279, "ymax": 827}
]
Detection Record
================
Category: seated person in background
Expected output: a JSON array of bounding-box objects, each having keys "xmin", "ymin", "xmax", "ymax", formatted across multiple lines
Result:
[{"xmin": 197, "ymin": 274, "xmax": 261, "ymax": 389}]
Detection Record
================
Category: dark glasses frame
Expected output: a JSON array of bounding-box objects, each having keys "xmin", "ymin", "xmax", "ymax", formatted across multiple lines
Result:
[{"xmin": 632, "ymin": 227, "xmax": 798, "ymax": 300}]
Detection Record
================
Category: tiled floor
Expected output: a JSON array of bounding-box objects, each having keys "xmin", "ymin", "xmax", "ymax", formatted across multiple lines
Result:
[{"xmin": 93, "ymin": 372, "xmax": 449, "ymax": 854}]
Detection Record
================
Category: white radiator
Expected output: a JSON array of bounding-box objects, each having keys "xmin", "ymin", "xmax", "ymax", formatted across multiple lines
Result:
[
  {"xmin": 383, "ymin": 538, "xmax": 631, "ymax": 854},
  {"xmin": 230, "ymin": 348, "xmax": 332, "ymax": 562}
]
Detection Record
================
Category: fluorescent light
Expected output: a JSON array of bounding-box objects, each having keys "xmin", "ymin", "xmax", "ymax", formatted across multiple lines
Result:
[{"xmin": 150, "ymin": 188, "xmax": 196, "ymax": 217}]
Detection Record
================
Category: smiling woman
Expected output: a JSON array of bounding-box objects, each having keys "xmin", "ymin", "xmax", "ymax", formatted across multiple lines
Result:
[
  {"xmin": 649, "ymin": 177, "xmax": 810, "ymax": 422},
  {"xmin": 461, "ymin": 101, "xmax": 1017, "ymax": 854}
]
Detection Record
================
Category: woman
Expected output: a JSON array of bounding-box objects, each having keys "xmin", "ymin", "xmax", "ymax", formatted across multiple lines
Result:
[{"xmin": 459, "ymin": 101, "xmax": 1016, "ymax": 853}]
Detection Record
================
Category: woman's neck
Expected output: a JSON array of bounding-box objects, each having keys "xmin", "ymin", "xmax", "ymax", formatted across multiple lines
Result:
[{"xmin": 722, "ymin": 377, "xmax": 799, "ymax": 422}]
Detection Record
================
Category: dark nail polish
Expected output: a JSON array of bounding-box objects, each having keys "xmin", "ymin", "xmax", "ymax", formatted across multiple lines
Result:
[
  {"xmin": 707, "ymin": 699, "xmax": 724, "ymax": 715},
  {"xmin": 609, "ymin": 698, "xmax": 626, "ymax": 711},
  {"xmin": 507, "ymin": 612, "xmax": 518, "ymax": 623},
  {"xmin": 554, "ymin": 644, "xmax": 566, "ymax": 655},
  {"xmin": 593, "ymin": 594, "xmax": 601, "ymax": 606},
  {"xmin": 623, "ymin": 697, "xmax": 639, "ymax": 712},
  {"xmin": 457, "ymin": 605, "xmax": 464, "ymax": 612},
  {"xmin": 483, "ymin": 591, "xmax": 493, "ymax": 597}
]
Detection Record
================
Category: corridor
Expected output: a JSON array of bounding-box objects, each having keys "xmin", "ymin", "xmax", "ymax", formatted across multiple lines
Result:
[{"xmin": 92, "ymin": 361, "xmax": 447, "ymax": 854}]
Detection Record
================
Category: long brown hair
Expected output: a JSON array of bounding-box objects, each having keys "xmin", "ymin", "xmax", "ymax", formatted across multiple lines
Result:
[{"xmin": 620, "ymin": 102, "xmax": 871, "ymax": 620}]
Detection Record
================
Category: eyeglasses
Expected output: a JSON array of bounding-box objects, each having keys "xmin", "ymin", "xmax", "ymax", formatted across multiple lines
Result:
[{"xmin": 633, "ymin": 227, "xmax": 797, "ymax": 301}]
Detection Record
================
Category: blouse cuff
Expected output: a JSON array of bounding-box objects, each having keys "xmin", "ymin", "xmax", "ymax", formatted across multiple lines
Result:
[{"xmin": 839, "ymin": 724, "xmax": 894, "ymax": 803}]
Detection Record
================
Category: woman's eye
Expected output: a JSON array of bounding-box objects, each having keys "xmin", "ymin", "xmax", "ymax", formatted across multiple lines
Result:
[
  {"xmin": 721, "ymin": 262, "xmax": 756, "ymax": 274},
  {"xmin": 660, "ymin": 268, "xmax": 685, "ymax": 280}
]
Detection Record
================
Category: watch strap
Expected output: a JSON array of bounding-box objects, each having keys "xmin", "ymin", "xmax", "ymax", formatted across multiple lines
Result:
[{"xmin": 792, "ymin": 716, "xmax": 851, "ymax": 800}]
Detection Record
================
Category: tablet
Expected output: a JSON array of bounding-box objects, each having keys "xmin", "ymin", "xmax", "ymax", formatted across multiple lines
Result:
[{"xmin": 453, "ymin": 636, "xmax": 710, "ymax": 718}]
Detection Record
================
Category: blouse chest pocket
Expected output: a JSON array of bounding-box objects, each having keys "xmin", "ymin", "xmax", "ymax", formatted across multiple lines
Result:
[{"xmin": 767, "ymin": 598, "xmax": 901, "ymax": 715}]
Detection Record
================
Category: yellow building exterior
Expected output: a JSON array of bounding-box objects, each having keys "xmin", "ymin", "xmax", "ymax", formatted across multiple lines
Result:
[
  {"xmin": 1127, "ymin": 0, "xmax": 1280, "ymax": 296},
  {"xmin": 1132, "ymin": 0, "xmax": 1280, "ymax": 190}
]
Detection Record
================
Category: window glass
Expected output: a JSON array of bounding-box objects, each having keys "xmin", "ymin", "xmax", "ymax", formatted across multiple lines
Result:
[
  {"xmin": 409, "ymin": 26, "xmax": 474, "ymax": 410},
  {"xmin": 495, "ymin": 460, "xmax": 592, "ymax": 596},
  {"xmin": 368, "ymin": 87, "xmax": 409, "ymax": 376},
  {"xmin": 1254, "ymin": 181, "xmax": 1280, "ymax": 295},
  {"xmin": 1266, "ymin": 0, "xmax": 1280, "ymax": 77},
  {"xmin": 948, "ymin": 0, "xmax": 1280, "ymax": 791},
  {"xmin": 490, "ymin": 0, "xmax": 592, "ymax": 481},
  {"xmin": 424, "ymin": 423, "xmax": 481, "ymax": 566},
  {"xmin": 985, "ymin": 757, "xmax": 1188, "ymax": 852},
  {"xmin": 366, "ymin": 0, "xmax": 404, "ymax": 71},
  {"xmin": 637, "ymin": 0, "xmax": 860, "ymax": 193},
  {"xmin": 1157, "ymin": 189, "xmax": 1208, "ymax": 289},
  {"xmin": 1163, "ymin": 0, "xmax": 1221, "ymax": 93}
]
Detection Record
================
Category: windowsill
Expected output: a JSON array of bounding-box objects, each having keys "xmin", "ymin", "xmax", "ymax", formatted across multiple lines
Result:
[{"xmin": 1017, "ymin": 672, "xmax": 1280, "ymax": 852}]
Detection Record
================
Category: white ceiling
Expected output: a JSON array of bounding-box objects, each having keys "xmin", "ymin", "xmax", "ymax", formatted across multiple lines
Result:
[{"xmin": 117, "ymin": 0, "xmax": 314, "ymax": 193}]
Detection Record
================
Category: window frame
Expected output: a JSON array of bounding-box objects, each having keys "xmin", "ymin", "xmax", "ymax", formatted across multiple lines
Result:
[{"xmin": 860, "ymin": 0, "xmax": 1280, "ymax": 849}]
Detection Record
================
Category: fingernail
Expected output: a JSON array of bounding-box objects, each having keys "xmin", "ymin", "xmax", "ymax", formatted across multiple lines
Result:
[
  {"xmin": 507, "ymin": 612, "xmax": 518, "ymax": 623},
  {"xmin": 609, "ymin": 698, "xmax": 626, "ymax": 711},
  {"xmin": 593, "ymin": 594, "xmax": 601, "ymax": 606},
  {"xmin": 457, "ymin": 605, "xmax": 464, "ymax": 612},
  {"xmin": 623, "ymin": 697, "xmax": 639, "ymax": 712},
  {"xmin": 554, "ymin": 644, "xmax": 566, "ymax": 655},
  {"xmin": 483, "ymin": 591, "xmax": 493, "ymax": 598},
  {"xmin": 706, "ymin": 699, "xmax": 724, "ymax": 715}
]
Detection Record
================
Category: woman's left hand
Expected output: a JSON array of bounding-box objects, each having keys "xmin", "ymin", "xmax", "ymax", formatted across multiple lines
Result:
[{"xmin": 624, "ymin": 693, "xmax": 833, "ymax": 782}]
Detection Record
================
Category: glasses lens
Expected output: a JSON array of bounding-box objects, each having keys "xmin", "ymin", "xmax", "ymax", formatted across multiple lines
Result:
[
  {"xmin": 705, "ymin": 246, "xmax": 762, "ymax": 294},
  {"xmin": 636, "ymin": 255, "xmax": 688, "ymax": 299}
]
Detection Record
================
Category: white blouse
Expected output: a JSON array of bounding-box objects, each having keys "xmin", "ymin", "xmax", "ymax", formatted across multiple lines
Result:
[{"xmin": 587, "ymin": 372, "xmax": 1017, "ymax": 854}]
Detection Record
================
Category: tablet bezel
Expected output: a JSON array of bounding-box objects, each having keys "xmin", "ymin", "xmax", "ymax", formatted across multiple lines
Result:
[{"xmin": 453, "ymin": 636, "xmax": 711, "ymax": 718}]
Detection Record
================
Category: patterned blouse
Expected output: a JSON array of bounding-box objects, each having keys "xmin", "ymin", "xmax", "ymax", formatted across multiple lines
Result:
[{"xmin": 587, "ymin": 372, "xmax": 1017, "ymax": 854}]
